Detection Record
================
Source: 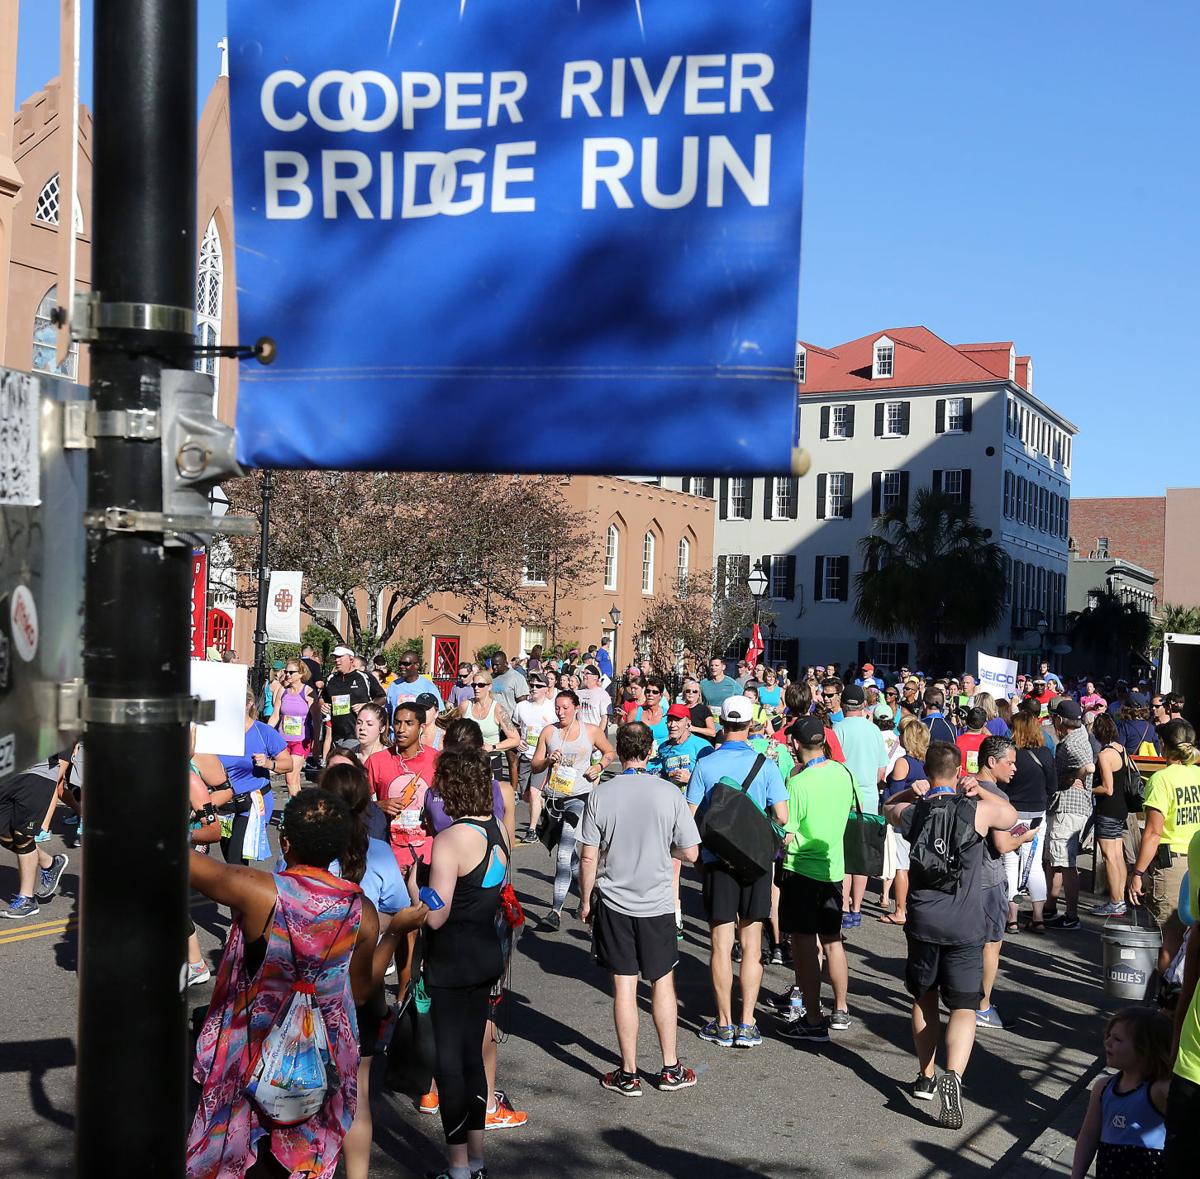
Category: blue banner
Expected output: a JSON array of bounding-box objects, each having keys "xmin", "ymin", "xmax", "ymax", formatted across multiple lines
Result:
[{"xmin": 228, "ymin": 0, "xmax": 811, "ymax": 474}]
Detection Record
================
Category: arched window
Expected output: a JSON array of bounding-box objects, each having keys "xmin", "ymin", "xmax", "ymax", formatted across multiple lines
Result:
[
  {"xmin": 641, "ymin": 531, "xmax": 656, "ymax": 595},
  {"xmin": 33, "ymin": 174, "xmax": 84, "ymax": 232},
  {"xmin": 32, "ymin": 286, "xmax": 78, "ymax": 379},
  {"xmin": 195, "ymin": 218, "xmax": 223, "ymax": 395},
  {"xmin": 676, "ymin": 537, "xmax": 690, "ymax": 589},
  {"xmin": 604, "ymin": 524, "xmax": 619, "ymax": 590}
]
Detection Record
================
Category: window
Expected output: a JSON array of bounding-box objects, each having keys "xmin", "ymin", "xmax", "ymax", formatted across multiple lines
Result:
[
  {"xmin": 830, "ymin": 404, "xmax": 851, "ymax": 439},
  {"xmin": 814, "ymin": 555, "xmax": 849, "ymax": 602},
  {"xmin": 946, "ymin": 397, "xmax": 966, "ymax": 432},
  {"xmin": 604, "ymin": 524, "xmax": 619, "ymax": 590},
  {"xmin": 727, "ymin": 477, "xmax": 749, "ymax": 520},
  {"xmin": 881, "ymin": 471, "xmax": 903, "ymax": 513},
  {"xmin": 717, "ymin": 554, "xmax": 750, "ymax": 598},
  {"xmin": 523, "ymin": 540, "xmax": 550, "ymax": 585},
  {"xmin": 795, "ymin": 343, "xmax": 806, "ymax": 384},
  {"xmin": 1097, "ymin": 536, "xmax": 1109, "ymax": 557},
  {"xmin": 520, "ymin": 625, "xmax": 546, "ymax": 658},
  {"xmin": 676, "ymin": 537, "xmax": 690, "ymax": 589},
  {"xmin": 942, "ymin": 470, "xmax": 963, "ymax": 502},
  {"xmin": 684, "ymin": 476, "xmax": 714, "ymax": 497},
  {"xmin": 818, "ymin": 472, "xmax": 852, "ymax": 520},
  {"xmin": 310, "ymin": 592, "xmax": 340, "ymax": 622},
  {"xmin": 872, "ymin": 336, "xmax": 894, "ymax": 379},
  {"xmin": 641, "ymin": 531, "xmax": 656, "ymax": 594},
  {"xmin": 771, "ymin": 476, "xmax": 796, "ymax": 520},
  {"xmin": 1003, "ymin": 471, "xmax": 1014, "ymax": 519},
  {"xmin": 32, "ymin": 286, "xmax": 78, "ymax": 379},
  {"xmin": 766, "ymin": 554, "xmax": 796, "ymax": 600},
  {"xmin": 33, "ymin": 173, "xmax": 84, "ymax": 232},
  {"xmin": 885, "ymin": 401, "xmax": 906, "ymax": 436},
  {"xmin": 195, "ymin": 218, "xmax": 223, "ymax": 395},
  {"xmin": 874, "ymin": 641, "xmax": 909, "ymax": 668}
]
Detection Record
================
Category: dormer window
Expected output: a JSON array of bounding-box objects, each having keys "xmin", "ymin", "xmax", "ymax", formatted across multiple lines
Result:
[
  {"xmin": 872, "ymin": 336, "xmax": 894, "ymax": 379},
  {"xmin": 795, "ymin": 343, "xmax": 806, "ymax": 384}
]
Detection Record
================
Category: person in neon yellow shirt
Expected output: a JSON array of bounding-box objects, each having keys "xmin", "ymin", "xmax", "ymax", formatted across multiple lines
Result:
[{"xmin": 1166, "ymin": 826, "xmax": 1200, "ymax": 1174}]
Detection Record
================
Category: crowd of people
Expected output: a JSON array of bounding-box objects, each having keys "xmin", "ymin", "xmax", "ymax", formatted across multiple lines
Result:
[{"xmin": 4, "ymin": 637, "xmax": 1198, "ymax": 1178}]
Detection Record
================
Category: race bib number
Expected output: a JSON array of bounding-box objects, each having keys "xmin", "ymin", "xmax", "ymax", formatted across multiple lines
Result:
[
  {"xmin": 965, "ymin": 750, "xmax": 979, "ymax": 775},
  {"xmin": 332, "ymin": 694, "xmax": 351, "ymax": 717},
  {"xmin": 546, "ymin": 763, "xmax": 578, "ymax": 797},
  {"xmin": 524, "ymin": 724, "xmax": 543, "ymax": 749},
  {"xmin": 282, "ymin": 715, "xmax": 304, "ymax": 738}
]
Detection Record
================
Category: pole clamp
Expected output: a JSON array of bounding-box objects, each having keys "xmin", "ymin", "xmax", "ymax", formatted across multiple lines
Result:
[
  {"xmin": 79, "ymin": 693, "xmax": 217, "ymax": 728},
  {"xmin": 84, "ymin": 506, "xmax": 258, "ymax": 543},
  {"xmin": 62, "ymin": 401, "xmax": 162, "ymax": 449},
  {"xmin": 71, "ymin": 292, "xmax": 195, "ymax": 342}
]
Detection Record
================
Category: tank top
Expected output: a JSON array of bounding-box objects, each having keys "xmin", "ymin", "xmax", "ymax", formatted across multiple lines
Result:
[
  {"xmin": 470, "ymin": 699, "xmax": 501, "ymax": 746},
  {"xmin": 424, "ymin": 815, "xmax": 507, "ymax": 989},
  {"xmin": 1097, "ymin": 1075, "xmax": 1166, "ymax": 1178},
  {"xmin": 544, "ymin": 719, "xmax": 594, "ymax": 799},
  {"xmin": 1096, "ymin": 744, "xmax": 1130, "ymax": 822},
  {"xmin": 883, "ymin": 755, "xmax": 926, "ymax": 803},
  {"xmin": 278, "ymin": 685, "xmax": 310, "ymax": 741},
  {"xmin": 634, "ymin": 705, "xmax": 669, "ymax": 749}
]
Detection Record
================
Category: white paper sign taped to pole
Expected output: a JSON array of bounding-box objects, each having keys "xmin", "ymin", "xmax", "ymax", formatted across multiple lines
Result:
[
  {"xmin": 977, "ymin": 651, "xmax": 1019, "ymax": 695},
  {"xmin": 266, "ymin": 571, "xmax": 302, "ymax": 643},
  {"xmin": 190, "ymin": 659, "xmax": 249, "ymax": 755}
]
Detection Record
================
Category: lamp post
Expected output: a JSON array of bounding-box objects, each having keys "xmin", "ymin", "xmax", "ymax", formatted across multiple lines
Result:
[
  {"xmin": 747, "ymin": 559, "xmax": 768, "ymax": 625},
  {"xmin": 609, "ymin": 602, "xmax": 622, "ymax": 673}
]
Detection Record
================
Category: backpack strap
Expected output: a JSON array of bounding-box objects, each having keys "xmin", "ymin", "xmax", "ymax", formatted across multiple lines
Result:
[{"xmin": 737, "ymin": 753, "xmax": 767, "ymax": 795}]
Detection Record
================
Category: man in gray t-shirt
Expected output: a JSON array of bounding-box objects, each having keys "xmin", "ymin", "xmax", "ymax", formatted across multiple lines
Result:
[
  {"xmin": 577, "ymin": 665, "xmax": 612, "ymax": 730},
  {"xmin": 579, "ymin": 722, "xmax": 701, "ymax": 1095}
]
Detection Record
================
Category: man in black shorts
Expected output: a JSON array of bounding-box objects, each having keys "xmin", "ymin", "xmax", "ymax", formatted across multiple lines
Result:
[
  {"xmin": 884, "ymin": 741, "xmax": 1016, "ymax": 1129},
  {"xmin": 1, "ymin": 755, "xmax": 71, "ymax": 918},
  {"xmin": 579, "ymin": 722, "xmax": 701, "ymax": 1097}
]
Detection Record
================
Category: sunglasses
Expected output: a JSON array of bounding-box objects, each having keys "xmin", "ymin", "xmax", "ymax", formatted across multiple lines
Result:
[
  {"xmin": 286, "ymin": 667, "xmax": 301, "ymax": 675},
  {"xmin": 471, "ymin": 682, "xmax": 489, "ymax": 688},
  {"xmin": 885, "ymin": 691, "xmax": 898, "ymax": 699},
  {"xmin": 684, "ymin": 687, "xmax": 700, "ymax": 693},
  {"xmin": 399, "ymin": 661, "xmax": 417, "ymax": 667},
  {"xmin": 645, "ymin": 688, "xmax": 662, "ymax": 696},
  {"xmin": 821, "ymin": 692, "xmax": 839, "ymax": 699}
]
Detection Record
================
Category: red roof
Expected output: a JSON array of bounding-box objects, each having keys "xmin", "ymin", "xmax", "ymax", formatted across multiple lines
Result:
[{"xmin": 797, "ymin": 327, "xmax": 1023, "ymax": 394}]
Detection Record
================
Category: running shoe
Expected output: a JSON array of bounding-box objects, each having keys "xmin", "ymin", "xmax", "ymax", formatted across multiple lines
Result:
[
  {"xmin": 731, "ymin": 941, "xmax": 742, "ymax": 963},
  {"xmin": 734, "ymin": 1023, "xmax": 763, "ymax": 1048},
  {"xmin": 840, "ymin": 912, "xmax": 855, "ymax": 929},
  {"xmin": 779, "ymin": 1017, "xmax": 830, "ymax": 1044},
  {"xmin": 828, "ymin": 1010, "xmax": 852, "ymax": 1033},
  {"xmin": 2, "ymin": 895, "xmax": 39, "ymax": 919},
  {"xmin": 697, "ymin": 1020, "xmax": 735, "ymax": 1048},
  {"xmin": 975, "ymin": 1006, "xmax": 1006, "ymax": 1031},
  {"xmin": 417, "ymin": 1090, "xmax": 440, "ymax": 1115},
  {"xmin": 676, "ymin": 918, "xmax": 684, "ymax": 942},
  {"xmin": 655, "ymin": 1063, "xmax": 697, "ymax": 1091},
  {"xmin": 34, "ymin": 854, "xmax": 68, "ymax": 901},
  {"xmin": 600, "ymin": 1069, "xmax": 642, "ymax": 1097},
  {"xmin": 34, "ymin": 829, "xmax": 52, "ymax": 844},
  {"xmin": 541, "ymin": 909, "xmax": 561, "ymax": 932},
  {"xmin": 485, "ymin": 1095, "xmax": 528, "ymax": 1129},
  {"xmin": 769, "ymin": 945, "xmax": 784, "ymax": 966},
  {"xmin": 851, "ymin": 912, "xmax": 862, "ymax": 928},
  {"xmin": 186, "ymin": 961, "xmax": 212, "ymax": 987},
  {"xmin": 518, "ymin": 829, "xmax": 539, "ymax": 845},
  {"xmin": 937, "ymin": 1070, "xmax": 965, "ymax": 1129},
  {"xmin": 1092, "ymin": 901, "xmax": 1127, "ymax": 917},
  {"xmin": 1046, "ymin": 914, "xmax": 1080, "ymax": 930},
  {"xmin": 912, "ymin": 1074, "xmax": 938, "ymax": 1102},
  {"xmin": 63, "ymin": 814, "xmax": 79, "ymax": 827}
]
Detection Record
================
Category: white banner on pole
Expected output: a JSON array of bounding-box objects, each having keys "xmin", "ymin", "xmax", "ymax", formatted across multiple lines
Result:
[
  {"xmin": 977, "ymin": 651, "xmax": 1019, "ymax": 696},
  {"xmin": 190, "ymin": 659, "xmax": 248, "ymax": 755},
  {"xmin": 265, "ymin": 571, "xmax": 302, "ymax": 643}
]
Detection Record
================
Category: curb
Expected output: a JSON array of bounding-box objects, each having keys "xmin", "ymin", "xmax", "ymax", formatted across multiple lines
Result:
[{"xmin": 1001, "ymin": 1054, "xmax": 1106, "ymax": 1178}]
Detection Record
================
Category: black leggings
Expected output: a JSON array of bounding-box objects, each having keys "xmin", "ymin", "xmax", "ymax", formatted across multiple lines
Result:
[
  {"xmin": 220, "ymin": 812, "xmax": 250, "ymax": 865},
  {"xmin": 428, "ymin": 982, "xmax": 491, "ymax": 1146},
  {"xmin": 1166, "ymin": 1073, "xmax": 1200, "ymax": 1178}
]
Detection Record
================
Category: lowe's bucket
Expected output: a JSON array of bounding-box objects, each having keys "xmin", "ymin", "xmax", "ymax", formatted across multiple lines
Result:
[{"xmin": 1101, "ymin": 910, "xmax": 1162, "ymax": 1001}]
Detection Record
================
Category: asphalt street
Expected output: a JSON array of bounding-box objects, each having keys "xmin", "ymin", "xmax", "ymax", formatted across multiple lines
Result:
[{"xmin": 1, "ymin": 787, "xmax": 1117, "ymax": 1178}]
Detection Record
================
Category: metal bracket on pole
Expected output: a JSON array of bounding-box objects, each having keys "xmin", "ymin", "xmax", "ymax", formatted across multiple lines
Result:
[
  {"xmin": 68, "ymin": 291, "xmax": 195, "ymax": 342},
  {"xmin": 61, "ymin": 401, "xmax": 162, "ymax": 450},
  {"xmin": 84, "ymin": 506, "xmax": 257, "ymax": 544},
  {"xmin": 77, "ymin": 693, "xmax": 216, "ymax": 729}
]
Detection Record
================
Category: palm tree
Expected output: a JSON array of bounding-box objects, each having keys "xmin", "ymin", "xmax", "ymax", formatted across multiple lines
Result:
[
  {"xmin": 855, "ymin": 489, "xmax": 1007, "ymax": 673},
  {"xmin": 1067, "ymin": 590, "xmax": 1152, "ymax": 680},
  {"xmin": 1151, "ymin": 603, "xmax": 1200, "ymax": 654}
]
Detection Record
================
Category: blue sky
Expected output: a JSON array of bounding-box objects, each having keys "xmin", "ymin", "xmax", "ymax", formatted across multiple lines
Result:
[{"xmin": 14, "ymin": 1, "xmax": 1197, "ymax": 497}]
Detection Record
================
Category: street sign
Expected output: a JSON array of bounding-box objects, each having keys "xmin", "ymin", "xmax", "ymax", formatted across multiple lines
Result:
[
  {"xmin": 0, "ymin": 368, "xmax": 86, "ymax": 783},
  {"xmin": 227, "ymin": 0, "xmax": 812, "ymax": 476}
]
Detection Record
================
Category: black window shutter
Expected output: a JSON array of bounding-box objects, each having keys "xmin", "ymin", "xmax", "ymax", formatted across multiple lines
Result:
[
  {"xmin": 874, "ymin": 403, "xmax": 885, "ymax": 436},
  {"xmin": 843, "ymin": 473, "xmax": 854, "ymax": 518},
  {"xmin": 820, "ymin": 406, "xmax": 830, "ymax": 439},
  {"xmin": 935, "ymin": 399, "xmax": 946, "ymax": 433},
  {"xmin": 787, "ymin": 477, "xmax": 799, "ymax": 520},
  {"xmin": 845, "ymin": 405, "xmax": 856, "ymax": 438},
  {"xmin": 962, "ymin": 468, "xmax": 972, "ymax": 506},
  {"xmin": 718, "ymin": 478, "xmax": 729, "ymax": 520},
  {"xmin": 932, "ymin": 469, "xmax": 943, "ymax": 494},
  {"xmin": 762, "ymin": 478, "xmax": 772, "ymax": 520},
  {"xmin": 900, "ymin": 401, "xmax": 911, "ymax": 435},
  {"xmin": 813, "ymin": 555, "xmax": 824, "ymax": 601},
  {"xmin": 837, "ymin": 556, "xmax": 850, "ymax": 601},
  {"xmin": 783, "ymin": 556, "xmax": 796, "ymax": 600},
  {"xmin": 962, "ymin": 398, "xmax": 973, "ymax": 432},
  {"xmin": 857, "ymin": 640, "xmax": 869, "ymax": 666},
  {"xmin": 716, "ymin": 555, "xmax": 727, "ymax": 597},
  {"xmin": 899, "ymin": 471, "xmax": 910, "ymax": 514},
  {"xmin": 871, "ymin": 472, "xmax": 882, "ymax": 517},
  {"xmin": 816, "ymin": 473, "xmax": 827, "ymax": 520}
]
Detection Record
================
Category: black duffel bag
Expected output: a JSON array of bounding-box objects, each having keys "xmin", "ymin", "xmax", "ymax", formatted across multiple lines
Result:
[{"xmin": 695, "ymin": 754, "xmax": 780, "ymax": 884}]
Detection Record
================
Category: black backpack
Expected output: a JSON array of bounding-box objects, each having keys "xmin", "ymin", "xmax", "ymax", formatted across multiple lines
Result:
[
  {"xmin": 695, "ymin": 754, "xmax": 779, "ymax": 884},
  {"xmin": 907, "ymin": 795, "xmax": 981, "ymax": 894}
]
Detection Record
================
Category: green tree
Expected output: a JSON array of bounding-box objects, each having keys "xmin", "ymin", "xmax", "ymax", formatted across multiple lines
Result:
[
  {"xmin": 1151, "ymin": 603, "xmax": 1200, "ymax": 653},
  {"xmin": 1067, "ymin": 590, "xmax": 1152, "ymax": 679},
  {"xmin": 855, "ymin": 489, "xmax": 1007, "ymax": 673}
]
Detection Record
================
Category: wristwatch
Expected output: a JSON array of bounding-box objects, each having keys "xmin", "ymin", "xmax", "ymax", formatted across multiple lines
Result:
[{"xmin": 1131, "ymin": 868, "xmax": 1146, "ymax": 878}]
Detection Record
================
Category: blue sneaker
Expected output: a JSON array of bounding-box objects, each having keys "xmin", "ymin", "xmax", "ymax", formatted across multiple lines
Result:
[
  {"xmin": 840, "ymin": 912, "xmax": 855, "ymax": 929},
  {"xmin": 851, "ymin": 912, "xmax": 862, "ymax": 928},
  {"xmin": 2, "ymin": 895, "xmax": 39, "ymax": 919},
  {"xmin": 734, "ymin": 1023, "xmax": 762, "ymax": 1048},
  {"xmin": 698, "ymin": 1020, "xmax": 735, "ymax": 1048},
  {"xmin": 35, "ymin": 853, "xmax": 68, "ymax": 901},
  {"xmin": 34, "ymin": 829, "xmax": 52, "ymax": 844}
]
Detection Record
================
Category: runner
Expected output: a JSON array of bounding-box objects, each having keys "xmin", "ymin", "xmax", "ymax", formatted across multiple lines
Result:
[
  {"xmin": 700, "ymin": 656, "xmax": 739, "ymax": 713},
  {"xmin": 513, "ymin": 673, "xmax": 556, "ymax": 843},
  {"xmin": 273, "ymin": 658, "xmax": 315, "ymax": 798},
  {"xmin": 531, "ymin": 689, "xmax": 615, "ymax": 930},
  {"xmin": 0, "ymin": 754, "xmax": 70, "ymax": 919},
  {"xmin": 579, "ymin": 721, "xmax": 702, "ymax": 1096},
  {"xmin": 680, "ymin": 677, "xmax": 718, "ymax": 744},
  {"xmin": 323, "ymin": 646, "xmax": 386, "ymax": 758},
  {"xmin": 459, "ymin": 671, "xmax": 520, "ymax": 785},
  {"xmin": 577, "ymin": 664, "xmax": 613, "ymax": 731},
  {"xmin": 217, "ymin": 691, "xmax": 293, "ymax": 865},
  {"xmin": 386, "ymin": 653, "xmax": 445, "ymax": 716},
  {"xmin": 658, "ymin": 704, "xmax": 713, "ymax": 936},
  {"xmin": 488, "ymin": 651, "xmax": 529, "ymax": 795}
]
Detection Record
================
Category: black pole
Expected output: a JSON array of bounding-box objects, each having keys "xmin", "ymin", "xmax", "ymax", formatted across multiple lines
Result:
[
  {"xmin": 252, "ymin": 469, "xmax": 273, "ymax": 694},
  {"xmin": 79, "ymin": 2, "xmax": 196, "ymax": 1176}
]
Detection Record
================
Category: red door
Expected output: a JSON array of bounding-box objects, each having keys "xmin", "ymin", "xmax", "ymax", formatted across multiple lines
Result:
[
  {"xmin": 207, "ymin": 609, "xmax": 233, "ymax": 655},
  {"xmin": 432, "ymin": 635, "xmax": 460, "ymax": 699}
]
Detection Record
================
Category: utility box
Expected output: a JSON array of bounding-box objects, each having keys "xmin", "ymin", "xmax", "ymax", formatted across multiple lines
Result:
[{"xmin": 0, "ymin": 368, "xmax": 86, "ymax": 783}]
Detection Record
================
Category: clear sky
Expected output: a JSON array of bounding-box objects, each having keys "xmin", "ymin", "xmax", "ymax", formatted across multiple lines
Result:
[{"xmin": 14, "ymin": 1, "xmax": 1198, "ymax": 497}]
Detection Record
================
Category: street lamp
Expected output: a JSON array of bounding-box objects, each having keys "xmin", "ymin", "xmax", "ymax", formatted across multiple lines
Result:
[
  {"xmin": 609, "ymin": 603, "xmax": 622, "ymax": 671},
  {"xmin": 747, "ymin": 559, "xmax": 768, "ymax": 624}
]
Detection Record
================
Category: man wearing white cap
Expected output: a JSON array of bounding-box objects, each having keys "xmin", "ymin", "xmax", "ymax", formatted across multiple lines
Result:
[
  {"xmin": 322, "ymin": 645, "xmax": 385, "ymax": 757},
  {"xmin": 685, "ymin": 695, "xmax": 788, "ymax": 1051}
]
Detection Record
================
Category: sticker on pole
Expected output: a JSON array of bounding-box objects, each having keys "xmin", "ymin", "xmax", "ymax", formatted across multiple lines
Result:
[
  {"xmin": 10, "ymin": 585, "xmax": 38, "ymax": 663},
  {"xmin": 227, "ymin": 0, "xmax": 812, "ymax": 476}
]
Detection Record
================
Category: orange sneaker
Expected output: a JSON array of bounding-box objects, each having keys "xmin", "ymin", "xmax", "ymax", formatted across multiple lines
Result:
[
  {"xmin": 417, "ymin": 1090, "xmax": 439, "ymax": 1115},
  {"xmin": 485, "ymin": 1094, "xmax": 528, "ymax": 1130}
]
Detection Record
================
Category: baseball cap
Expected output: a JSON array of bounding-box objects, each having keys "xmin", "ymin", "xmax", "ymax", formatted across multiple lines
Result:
[
  {"xmin": 721, "ymin": 695, "xmax": 754, "ymax": 723},
  {"xmin": 666, "ymin": 703, "xmax": 691, "ymax": 721},
  {"xmin": 861, "ymin": 662, "xmax": 875, "ymax": 674},
  {"xmin": 527, "ymin": 673, "xmax": 547, "ymax": 687},
  {"xmin": 331, "ymin": 645, "xmax": 353, "ymax": 658},
  {"xmin": 873, "ymin": 703, "xmax": 894, "ymax": 721},
  {"xmin": 415, "ymin": 692, "xmax": 439, "ymax": 712},
  {"xmin": 1053, "ymin": 698, "xmax": 1082, "ymax": 721},
  {"xmin": 793, "ymin": 716, "xmax": 826, "ymax": 745},
  {"xmin": 583, "ymin": 664, "xmax": 601, "ymax": 677},
  {"xmin": 841, "ymin": 684, "xmax": 866, "ymax": 708}
]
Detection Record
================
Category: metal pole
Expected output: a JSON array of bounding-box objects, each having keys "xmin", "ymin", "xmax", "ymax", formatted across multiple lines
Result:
[
  {"xmin": 252, "ymin": 469, "xmax": 273, "ymax": 694},
  {"xmin": 78, "ymin": 2, "xmax": 196, "ymax": 1175}
]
